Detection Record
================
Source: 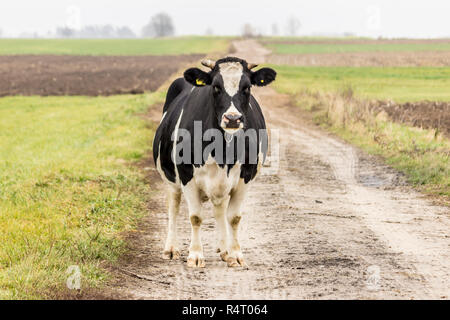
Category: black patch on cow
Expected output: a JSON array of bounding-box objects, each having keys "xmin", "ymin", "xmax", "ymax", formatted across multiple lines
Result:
[
  {"xmin": 213, "ymin": 57, "xmax": 250, "ymax": 71},
  {"xmin": 162, "ymin": 78, "xmax": 186, "ymax": 113},
  {"xmin": 154, "ymin": 58, "xmax": 274, "ymax": 187},
  {"xmin": 251, "ymin": 68, "xmax": 277, "ymax": 86},
  {"xmin": 184, "ymin": 68, "xmax": 212, "ymax": 86}
]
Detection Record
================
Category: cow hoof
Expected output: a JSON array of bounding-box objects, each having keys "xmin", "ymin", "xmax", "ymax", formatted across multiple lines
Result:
[
  {"xmin": 162, "ymin": 247, "xmax": 180, "ymax": 260},
  {"xmin": 237, "ymin": 257, "xmax": 249, "ymax": 269},
  {"xmin": 226, "ymin": 257, "xmax": 248, "ymax": 268},
  {"xmin": 226, "ymin": 257, "xmax": 239, "ymax": 267},
  {"xmin": 187, "ymin": 252, "xmax": 205, "ymax": 268},
  {"xmin": 217, "ymin": 248, "xmax": 229, "ymax": 262}
]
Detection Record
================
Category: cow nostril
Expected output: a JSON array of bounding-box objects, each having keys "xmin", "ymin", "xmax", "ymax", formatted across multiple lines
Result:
[{"xmin": 224, "ymin": 113, "xmax": 242, "ymax": 121}]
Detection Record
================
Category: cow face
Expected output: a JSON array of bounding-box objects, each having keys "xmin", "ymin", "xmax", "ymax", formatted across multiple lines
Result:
[{"xmin": 184, "ymin": 57, "xmax": 276, "ymax": 134}]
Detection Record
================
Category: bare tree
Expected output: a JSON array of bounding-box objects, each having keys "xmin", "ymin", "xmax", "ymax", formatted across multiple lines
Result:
[
  {"xmin": 116, "ymin": 26, "xmax": 136, "ymax": 38},
  {"xmin": 56, "ymin": 27, "xmax": 76, "ymax": 38},
  {"xmin": 205, "ymin": 27, "xmax": 214, "ymax": 36},
  {"xmin": 142, "ymin": 12, "xmax": 175, "ymax": 38},
  {"xmin": 271, "ymin": 23, "xmax": 279, "ymax": 36},
  {"xmin": 285, "ymin": 16, "xmax": 301, "ymax": 36},
  {"xmin": 241, "ymin": 23, "xmax": 256, "ymax": 38},
  {"xmin": 99, "ymin": 24, "xmax": 115, "ymax": 38},
  {"xmin": 78, "ymin": 25, "xmax": 101, "ymax": 38},
  {"xmin": 55, "ymin": 25, "xmax": 136, "ymax": 38}
]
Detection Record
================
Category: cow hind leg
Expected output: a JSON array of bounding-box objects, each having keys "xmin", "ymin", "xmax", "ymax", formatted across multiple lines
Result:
[
  {"xmin": 226, "ymin": 181, "xmax": 248, "ymax": 268},
  {"xmin": 162, "ymin": 185, "xmax": 181, "ymax": 260},
  {"xmin": 183, "ymin": 182, "xmax": 206, "ymax": 268}
]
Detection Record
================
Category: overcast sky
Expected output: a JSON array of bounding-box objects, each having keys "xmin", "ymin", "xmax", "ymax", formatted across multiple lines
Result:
[{"xmin": 1, "ymin": 0, "xmax": 449, "ymax": 38}]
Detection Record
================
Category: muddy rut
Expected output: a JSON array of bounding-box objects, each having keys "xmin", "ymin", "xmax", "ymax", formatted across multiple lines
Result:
[{"xmin": 107, "ymin": 40, "xmax": 449, "ymax": 299}]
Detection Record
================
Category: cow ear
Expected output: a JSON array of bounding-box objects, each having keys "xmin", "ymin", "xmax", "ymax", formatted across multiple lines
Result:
[
  {"xmin": 184, "ymin": 68, "xmax": 212, "ymax": 87},
  {"xmin": 251, "ymin": 68, "xmax": 277, "ymax": 86}
]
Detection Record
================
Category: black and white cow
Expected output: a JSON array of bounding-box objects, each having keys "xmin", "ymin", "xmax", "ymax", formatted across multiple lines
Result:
[{"xmin": 153, "ymin": 57, "xmax": 276, "ymax": 268}]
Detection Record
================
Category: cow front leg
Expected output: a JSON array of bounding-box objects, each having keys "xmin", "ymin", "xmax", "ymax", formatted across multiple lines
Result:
[
  {"xmin": 163, "ymin": 185, "xmax": 181, "ymax": 260},
  {"xmin": 183, "ymin": 182, "xmax": 205, "ymax": 268},
  {"xmin": 213, "ymin": 199, "xmax": 230, "ymax": 262},
  {"xmin": 226, "ymin": 181, "xmax": 248, "ymax": 268}
]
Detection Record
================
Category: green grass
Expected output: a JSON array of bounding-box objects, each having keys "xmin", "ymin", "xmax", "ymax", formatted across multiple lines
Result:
[
  {"xmin": 336, "ymin": 121, "xmax": 450, "ymax": 198},
  {"xmin": 266, "ymin": 42, "xmax": 450, "ymax": 54},
  {"xmin": 272, "ymin": 65, "xmax": 450, "ymax": 102},
  {"xmin": 0, "ymin": 37, "xmax": 230, "ymax": 55},
  {"xmin": 0, "ymin": 92, "xmax": 164, "ymax": 299},
  {"xmin": 273, "ymin": 67, "xmax": 450, "ymax": 200}
]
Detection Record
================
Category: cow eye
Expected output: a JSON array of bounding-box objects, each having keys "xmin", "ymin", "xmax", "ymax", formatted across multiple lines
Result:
[{"xmin": 213, "ymin": 85, "xmax": 221, "ymax": 94}]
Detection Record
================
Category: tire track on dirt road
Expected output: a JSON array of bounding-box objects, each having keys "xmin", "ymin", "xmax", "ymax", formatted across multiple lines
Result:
[{"xmin": 106, "ymin": 40, "xmax": 449, "ymax": 299}]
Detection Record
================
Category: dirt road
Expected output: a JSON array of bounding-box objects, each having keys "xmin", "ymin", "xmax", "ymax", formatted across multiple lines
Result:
[{"xmin": 107, "ymin": 40, "xmax": 449, "ymax": 299}]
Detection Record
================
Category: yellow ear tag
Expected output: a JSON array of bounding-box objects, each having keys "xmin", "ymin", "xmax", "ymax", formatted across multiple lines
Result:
[
  {"xmin": 196, "ymin": 79, "xmax": 205, "ymax": 86},
  {"xmin": 260, "ymin": 79, "xmax": 264, "ymax": 83}
]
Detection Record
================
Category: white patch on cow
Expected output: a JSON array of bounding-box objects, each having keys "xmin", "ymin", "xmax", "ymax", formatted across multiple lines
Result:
[
  {"xmin": 156, "ymin": 142, "xmax": 176, "ymax": 186},
  {"xmin": 193, "ymin": 155, "xmax": 242, "ymax": 206},
  {"xmin": 224, "ymin": 103, "xmax": 241, "ymax": 116},
  {"xmin": 220, "ymin": 102, "xmax": 244, "ymax": 135},
  {"xmin": 181, "ymin": 157, "xmax": 243, "ymax": 267},
  {"xmin": 181, "ymin": 179, "xmax": 205, "ymax": 267},
  {"xmin": 160, "ymin": 111, "xmax": 167, "ymax": 124},
  {"xmin": 156, "ymin": 140, "xmax": 182, "ymax": 260},
  {"xmin": 220, "ymin": 102, "xmax": 244, "ymax": 134},
  {"xmin": 219, "ymin": 62, "xmax": 243, "ymax": 96},
  {"xmin": 172, "ymin": 109, "xmax": 184, "ymax": 184},
  {"xmin": 226, "ymin": 177, "xmax": 248, "ymax": 266}
]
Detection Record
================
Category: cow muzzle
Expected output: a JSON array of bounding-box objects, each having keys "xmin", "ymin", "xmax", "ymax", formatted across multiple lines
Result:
[{"xmin": 222, "ymin": 112, "xmax": 243, "ymax": 130}]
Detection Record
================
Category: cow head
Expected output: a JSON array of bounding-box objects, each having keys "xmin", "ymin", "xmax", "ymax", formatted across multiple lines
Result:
[{"xmin": 184, "ymin": 57, "xmax": 276, "ymax": 134}]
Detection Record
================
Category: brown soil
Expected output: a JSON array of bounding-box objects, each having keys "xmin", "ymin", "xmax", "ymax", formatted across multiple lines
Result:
[
  {"xmin": 371, "ymin": 100, "xmax": 450, "ymax": 137},
  {"xmin": 0, "ymin": 55, "xmax": 203, "ymax": 96},
  {"xmin": 89, "ymin": 40, "xmax": 450, "ymax": 300},
  {"xmin": 267, "ymin": 51, "xmax": 450, "ymax": 67},
  {"xmin": 262, "ymin": 35, "xmax": 450, "ymax": 67}
]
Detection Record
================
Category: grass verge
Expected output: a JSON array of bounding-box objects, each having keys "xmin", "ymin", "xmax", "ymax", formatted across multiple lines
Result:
[
  {"xmin": 273, "ymin": 69, "xmax": 449, "ymax": 203},
  {"xmin": 272, "ymin": 65, "xmax": 450, "ymax": 102},
  {"xmin": 0, "ymin": 92, "xmax": 165, "ymax": 299},
  {"xmin": 0, "ymin": 36, "xmax": 231, "ymax": 55}
]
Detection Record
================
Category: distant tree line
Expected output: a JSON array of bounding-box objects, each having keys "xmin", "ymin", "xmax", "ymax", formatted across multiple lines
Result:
[
  {"xmin": 141, "ymin": 13, "xmax": 175, "ymax": 38},
  {"xmin": 4, "ymin": 12, "xmax": 305, "ymax": 39},
  {"xmin": 55, "ymin": 12, "xmax": 175, "ymax": 39},
  {"xmin": 56, "ymin": 25, "xmax": 136, "ymax": 38},
  {"xmin": 241, "ymin": 16, "xmax": 302, "ymax": 38}
]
